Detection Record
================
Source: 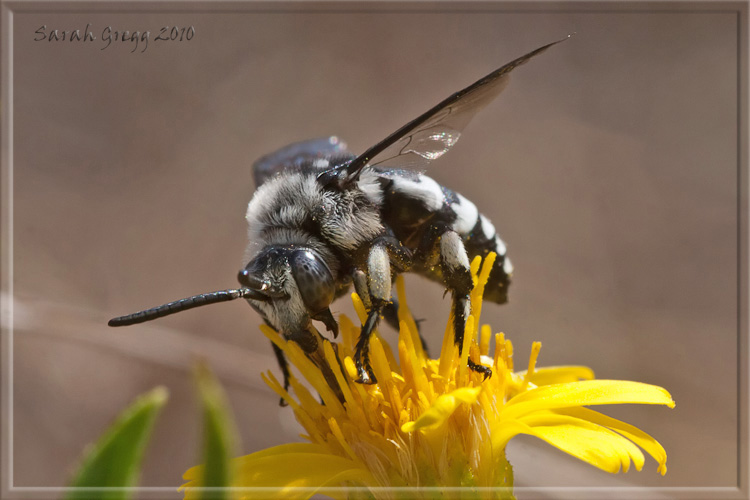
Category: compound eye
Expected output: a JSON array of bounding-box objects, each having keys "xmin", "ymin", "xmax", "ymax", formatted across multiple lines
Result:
[{"xmin": 290, "ymin": 250, "xmax": 334, "ymax": 314}]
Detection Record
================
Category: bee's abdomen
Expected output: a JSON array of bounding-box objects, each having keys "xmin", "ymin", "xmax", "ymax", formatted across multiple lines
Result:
[
  {"xmin": 377, "ymin": 168, "xmax": 512, "ymax": 304},
  {"xmin": 445, "ymin": 188, "xmax": 512, "ymax": 304}
]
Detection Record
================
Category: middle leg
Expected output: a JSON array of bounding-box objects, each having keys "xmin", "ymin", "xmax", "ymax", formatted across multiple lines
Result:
[{"xmin": 352, "ymin": 241, "xmax": 392, "ymax": 384}]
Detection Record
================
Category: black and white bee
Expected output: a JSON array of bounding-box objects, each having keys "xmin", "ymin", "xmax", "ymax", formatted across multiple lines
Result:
[{"xmin": 110, "ymin": 37, "xmax": 568, "ymax": 398}]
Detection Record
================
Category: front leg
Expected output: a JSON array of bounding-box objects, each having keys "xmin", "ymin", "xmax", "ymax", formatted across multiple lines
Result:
[
  {"xmin": 286, "ymin": 326, "xmax": 346, "ymax": 403},
  {"xmin": 271, "ymin": 341, "xmax": 292, "ymax": 407}
]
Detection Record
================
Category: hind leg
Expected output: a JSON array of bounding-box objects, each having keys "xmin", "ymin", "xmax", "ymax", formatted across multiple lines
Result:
[{"xmin": 421, "ymin": 225, "xmax": 491, "ymax": 379}]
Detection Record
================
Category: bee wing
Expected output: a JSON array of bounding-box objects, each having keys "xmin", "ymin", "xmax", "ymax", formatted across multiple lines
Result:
[
  {"xmin": 344, "ymin": 36, "xmax": 571, "ymax": 179},
  {"xmin": 253, "ymin": 136, "xmax": 353, "ymax": 187}
]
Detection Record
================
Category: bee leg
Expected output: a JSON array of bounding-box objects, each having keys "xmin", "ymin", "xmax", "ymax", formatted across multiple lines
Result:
[
  {"xmin": 351, "ymin": 267, "xmax": 376, "ymax": 381},
  {"xmin": 270, "ymin": 341, "xmax": 291, "ymax": 406},
  {"xmin": 253, "ymin": 305, "xmax": 344, "ymax": 404},
  {"xmin": 352, "ymin": 268, "xmax": 378, "ymax": 383},
  {"xmin": 353, "ymin": 236, "xmax": 410, "ymax": 308},
  {"xmin": 354, "ymin": 304, "xmax": 384, "ymax": 384},
  {"xmin": 354, "ymin": 242, "xmax": 394, "ymax": 384},
  {"xmin": 382, "ymin": 235, "xmax": 424, "ymax": 340},
  {"xmin": 381, "ymin": 236, "xmax": 413, "ymax": 272},
  {"xmin": 382, "ymin": 298, "xmax": 400, "ymax": 330},
  {"xmin": 436, "ymin": 228, "xmax": 492, "ymax": 380},
  {"xmin": 352, "ymin": 269, "xmax": 372, "ymax": 309},
  {"xmin": 381, "ymin": 237, "xmax": 430, "ymax": 352}
]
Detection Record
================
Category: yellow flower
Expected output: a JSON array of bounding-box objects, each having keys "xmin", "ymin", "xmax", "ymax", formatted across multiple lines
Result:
[{"xmin": 183, "ymin": 253, "xmax": 675, "ymax": 499}]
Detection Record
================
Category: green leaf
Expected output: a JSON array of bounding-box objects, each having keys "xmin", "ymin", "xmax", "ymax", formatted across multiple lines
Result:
[
  {"xmin": 65, "ymin": 386, "xmax": 168, "ymax": 500},
  {"xmin": 195, "ymin": 362, "xmax": 240, "ymax": 500}
]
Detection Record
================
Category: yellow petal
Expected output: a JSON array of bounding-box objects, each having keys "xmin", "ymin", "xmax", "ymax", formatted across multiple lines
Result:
[
  {"xmin": 180, "ymin": 443, "xmax": 354, "ymax": 498},
  {"xmin": 518, "ymin": 413, "xmax": 645, "ymax": 473},
  {"xmin": 492, "ymin": 415, "xmax": 643, "ymax": 474},
  {"xmin": 401, "ymin": 386, "xmax": 482, "ymax": 432},
  {"xmin": 183, "ymin": 443, "xmax": 330, "ymax": 481},
  {"xmin": 491, "ymin": 419, "xmax": 535, "ymax": 454},
  {"xmin": 555, "ymin": 407, "xmax": 669, "ymax": 475},
  {"xmin": 240, "ymin": 442, "xmax": 327, "ymax": 460},
  {"xmin": 517, "ymin": 366, "xmax": 595, "ymax": 386},
  {"xmin": 503, "ymin": 380, "xmax": 675, "ymax": 420},
  {"xmin": 534, "ymin": 425, "xmax": 636, "ymax": 473},
  {"xmin": 229, "ymin": 444, "xmax": 376, "ymax": 498}
]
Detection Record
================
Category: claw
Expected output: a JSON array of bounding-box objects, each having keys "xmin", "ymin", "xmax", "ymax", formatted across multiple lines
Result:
[
  {"xmin": 354, "ymin": 365, "xmax": 378, "ymax": 385},
  {"xmin": 355, "ymin": 377, "xmax": 378, "ymax": 385},
  {"xmin": 468, "ymin": 359, "xmax": 492, "ymax": 380}
]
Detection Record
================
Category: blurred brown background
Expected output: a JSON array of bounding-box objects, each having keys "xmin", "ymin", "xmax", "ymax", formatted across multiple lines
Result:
[{"xmin": 5, "ymin": 3, "xmax": 744, "ymax": 498}]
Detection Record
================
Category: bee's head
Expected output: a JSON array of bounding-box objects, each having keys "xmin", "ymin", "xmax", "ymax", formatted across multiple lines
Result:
[
  {"xmin": 238, "ymin": 246, "xmax": 335, "ymax": 321},
  {"xmin": 108, "ymin": 246, "xmax": 336, "ymax": 332}
]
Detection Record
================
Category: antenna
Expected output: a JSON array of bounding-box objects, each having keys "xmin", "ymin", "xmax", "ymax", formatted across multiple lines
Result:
[{"xmin": 108, "ymin": 288, "xmax": 265, "ymax": 326}]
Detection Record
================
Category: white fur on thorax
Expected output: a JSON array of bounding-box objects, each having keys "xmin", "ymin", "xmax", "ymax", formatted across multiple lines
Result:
[
  {"xmin": 244, "ymin": 169, "xmax": 384, "ymax": 260},
  {"xmin": 357, "ymin": 168, "xmax": 384, "ymax": 206},
  {"xmin": 246, "ymin": 173, "xmax": 320, "ymax": 234},
  {"xmin": 244, "ymin": 173, "xmax": 323, "ymax": 261},
  {"xmin": 317, "ymin": 169, "xmax": 384, "ymax": 251}
]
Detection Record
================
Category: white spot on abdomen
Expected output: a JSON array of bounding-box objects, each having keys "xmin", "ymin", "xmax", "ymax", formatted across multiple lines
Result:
[
  {"xmin": 440, "ymin": 231, "xmax": 471, "ymax": 270},
  {"xmin": 494, "ymin": 235, "xmax": 507, "ymax": 256},
  {"xmin": 392, "ymin": 174, "xmax": 444, "ymax": 212},
  {"xmin": 503, "ymin": 256, "xmax": 513, "ymax": 274},
  {"xmin": 452, "ymin": 193, "xmax": 479, "ymax": 235},
  {"xmin": 480, "ymin": 215, "xmax": 496, "ymax": 240}
]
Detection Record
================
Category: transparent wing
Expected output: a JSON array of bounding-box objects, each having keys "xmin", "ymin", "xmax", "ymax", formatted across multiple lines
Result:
[
  {"xmin": 253, "ymin": 136, "xmax": 352, "ymax": 187},
  {"xmin": 345, "ymin": 36, "xmax": 571, "ymax": 178},
  {"xmin": 367, "ymin": 78, "xmax": 509, "ymax": 169}
]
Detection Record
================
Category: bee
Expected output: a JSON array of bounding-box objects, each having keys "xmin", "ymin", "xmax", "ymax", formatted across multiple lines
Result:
[{"xmin": 109, "ymin": 37, "xmax": 568, "ymax": 399}]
